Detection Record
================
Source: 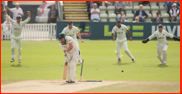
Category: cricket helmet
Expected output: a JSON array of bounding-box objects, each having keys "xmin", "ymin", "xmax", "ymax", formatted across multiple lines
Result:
[
  {"xmin": 58, "ymin": 33, "xmax": 66, "ymax": 39},
  {"xmin": 158, "ymin": 24, "xmax": 163, "ymax": 28}
]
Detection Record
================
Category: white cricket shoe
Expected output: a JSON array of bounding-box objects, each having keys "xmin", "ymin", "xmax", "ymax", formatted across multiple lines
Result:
[
  {"xmin": 78, "ymin": 60, "xmax": 82, "ymax": 63},
  {"xmin": 18, "ymin": 59, "xmax": 21, "ymax": 63},
  {"xmin": 10, "ymin": 58, "xmax": 15, "ymax": 63},
  {"xmin": 163, "ymin": 61, "xmax": 167, "ymax": 65},
  {"xmin": 160, "ymin": 62, "xmax": 164, "ymax": 65}
]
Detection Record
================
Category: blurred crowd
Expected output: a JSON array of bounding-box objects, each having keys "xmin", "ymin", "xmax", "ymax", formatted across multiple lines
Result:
[{"xmin": 86, "ymin": 1, "xmax": 180, "ymax": 23}]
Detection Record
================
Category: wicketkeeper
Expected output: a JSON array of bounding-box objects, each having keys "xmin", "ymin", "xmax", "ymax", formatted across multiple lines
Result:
[{"xmin": 142, "ymin": 24, "xmax": 180, "ymax": 65}]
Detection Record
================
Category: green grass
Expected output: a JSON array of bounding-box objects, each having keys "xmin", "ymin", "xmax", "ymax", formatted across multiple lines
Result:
[
  {"xmin": 1, "ymin": 40, "xmax": 180, "ymax": 85},
  {"xmin": 76, "ymin": 83, "xmax": 180, "ymax": 93}
]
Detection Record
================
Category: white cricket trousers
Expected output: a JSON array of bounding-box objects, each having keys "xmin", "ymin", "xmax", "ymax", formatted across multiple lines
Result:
[
  {"xmin": 75, "ymin": 40, "xmax": 82, "ymax": 61},
  {"xmin": 157, "ymin": 43, "xmax": 168, "ymax": 63},
  {"xmin": 67, "ymin": 50, "xmax": 79, "ymax": 81},
  {"xmin": 115, "ymin": 41, "xmax": 134, "ymax": 59},
  {"xmin": 11, "ymin": 38, "xmax": 22, "ymax": 60}
]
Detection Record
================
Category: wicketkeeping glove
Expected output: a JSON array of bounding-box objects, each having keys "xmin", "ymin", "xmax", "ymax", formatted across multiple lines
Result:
[
  {"xmin": 142, "ymin": 38, "xmax": 150, "ymax": 43},
  {"xmin": 173, "ymin": 36, "xmax": 180, "ymax": 41}
]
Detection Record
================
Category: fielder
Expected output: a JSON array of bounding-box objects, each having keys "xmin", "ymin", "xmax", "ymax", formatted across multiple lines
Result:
[
  {"xmin": 62, "ymin": 21, "xmax": 84, "ymax": 63},
  {"xmin": 3, "ymin": 10, "xmax": 31, "ymax": 63},
  {"xmin": 58, "ymin": 33, "xmax": 79, "ymax": 83},
  {"xmin": 112, "ymin": 20, "xmax": 136, "ymax": 63},
  {"xmin": 142, "ymin": 24, "xmax": 180, "ymax": 65}
]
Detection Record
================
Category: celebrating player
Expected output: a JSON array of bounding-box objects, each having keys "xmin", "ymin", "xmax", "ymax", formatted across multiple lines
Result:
[
  {"xmin": 142, "ymin": 24, "xmax": 180, "ymax": 65},
  {"xmin": 3, "ymin": 10, "xmax": 31, "ymax": 63},
  {"xmin": 62, "ymin": 21, "xmax": 84, "ymax": 63},
  {"xmin": 112, "ymin": 20, "xmax": 136, "ymax": 63},
  {"xmin": 58, "ymin": 33, "xmax": 79, "ymax": 83}
]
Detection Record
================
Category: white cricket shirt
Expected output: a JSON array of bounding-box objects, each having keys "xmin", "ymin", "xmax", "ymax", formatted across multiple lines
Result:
[
  {"xmin": 60, "ymin": 36, "xmax": 79, "ymax": 53},
  {"xmin": 62, "ymin": 26, "xmax": 80, "ymax": 41},
  {"xmin": 149, "ymin": 30, "xmax": 174, "ymax": 44},
  {"xmin": 5, "ymin": 14, "xmax": 30, "ymax": 39},
  {"xmin": 112, "ymin": 24, "xmax": 129, "ymax": 42}
]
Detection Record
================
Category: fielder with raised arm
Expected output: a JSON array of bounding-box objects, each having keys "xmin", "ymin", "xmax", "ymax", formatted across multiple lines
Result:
[
  {"xmin": 3, "ymin": 10, "xmax": 31, "ymax": 63},
  {"xmin": 58, "ymin": 33, "xmax": 79, "ymax": 83},
  {"xmin": 142, "ymin": 24, "xmax": 180, "ymax": 65},
  {"xmin": 112, "ymin": 20, "xmax": 136, "ymax": 63},
  {"xmin": 62, "ymin": 21, "xmax": 84, "ymax": 63}
]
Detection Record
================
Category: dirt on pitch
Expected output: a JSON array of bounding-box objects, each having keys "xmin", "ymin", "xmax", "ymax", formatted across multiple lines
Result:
[{"xmin": 1, "ymin": 80, "xmax": 180, "ymax": 93}]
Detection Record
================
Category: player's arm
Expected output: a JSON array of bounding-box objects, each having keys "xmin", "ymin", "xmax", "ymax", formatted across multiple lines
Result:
[
  {"xmin": 60, "ymin": 44, "xmax": 68, "ymax": 57},
  {"xmin": 67, "ymin": 42, "xmax": 73, "ymax": 52},
  {"xmin": 22, "ymin": 11, "xmax": 31, "ymax": 26},
  {"xmin": 75, "ymin": 27, "xmax": 84, "ymax": 43},
  {"xmin": 7, "ymin": 7, "xmax": 12, "ymax": 12},
  {"xmin": 64, "ymin": 38, "xmax": 74, "ymax": 57},
  {"xmin": 111, "ymin": 27, "xmax": 116, "ymax": 41},
  {"xmin": 3, "ymin": 10, "xmax": 14, "ymax": 24},
  {"xmin": 111, "ymin": 33, "xmax": 115, "ymax": 41},
  {"xmin": 76, "ymin": 33, "xmax": 84, "ymax": 43},
  {"xmin": 124, "ymin": 25, "xmax": 132, "ymax": 41},
  {"xmin": 165, "ymin": 30, "xmax": 180, "ymax": 41},
  {"xmin": 126, "ymin": 30, "xmax": 132, "ymax": 41},
  {"xmin": 142, "ymin": 32, "xmax": 156, "ymax": 43}
]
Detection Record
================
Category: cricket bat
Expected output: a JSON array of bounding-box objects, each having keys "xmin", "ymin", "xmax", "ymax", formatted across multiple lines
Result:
[{"xmin": 63, "ymin": 62, "xmax": 68, "ymax": 80}]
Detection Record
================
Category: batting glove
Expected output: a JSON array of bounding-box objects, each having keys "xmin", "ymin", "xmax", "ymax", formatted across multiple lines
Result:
[
  {"xmin": 65, "ymin": 54, "xmax": 70, "ymax": 62},
  {"xmin": 64, "ymin": 52, "xmax": 68, "ymax": 57}
]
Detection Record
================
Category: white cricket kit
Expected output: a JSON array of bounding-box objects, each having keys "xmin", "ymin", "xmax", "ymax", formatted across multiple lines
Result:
[
  {"xmin": 62, "ymin": 26, "xmax": 82, "ymax": 62},
  {"xmin": 112, "ymin": 24, "xmax": 134, "ymax": 59},
  {"xmin": 5, "ymin": 14, "xmax": 30, "ymax": 60},
  {"xmin": 60, "ymin": 36, "xmax": 79, "ymax": 81},
  {"xmin": 62, "ymin": 26, "xmax": 80, "ymax": 41},
  {"xmin": 148, "ymin": 30, "xmax": 173, "ymax": 63}
]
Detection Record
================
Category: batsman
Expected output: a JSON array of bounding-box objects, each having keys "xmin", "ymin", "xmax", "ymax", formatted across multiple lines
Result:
[
  {"xmin": 58, "ymin": 33, "xmax": 79, "ymax": 83},
  {"xmin": 142, "ymin": 24, "xmax": 180, "ymax": 65}
]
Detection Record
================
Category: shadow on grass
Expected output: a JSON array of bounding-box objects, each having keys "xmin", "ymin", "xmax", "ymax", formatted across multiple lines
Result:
[
  {"xmin": 11, "ymin": 64, "xmax": 21, "ymax": 67},
  {"xmin": 113, "ymin": 62, "xmax": 131, "ymax": 66},
  {"xmin": 158, "ymin": 64, "xmax": 168, "ymax": 68},
  {"xmin": 76, "ymin": 63, "xmax": 82, "ymax": 66}
]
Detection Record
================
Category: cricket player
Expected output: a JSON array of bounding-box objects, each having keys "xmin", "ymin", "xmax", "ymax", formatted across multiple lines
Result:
[
  {"xmin": 3, "ymin": 10, "xmax": 31, "ymax": 63},
  {"xmin": 62, "ymin": 21, "xmax": 84, "ymax": 63},
  {"xmin": 142, "ymin": 24, "xmax": 180, "ymax": 65},
  {"xmin": 58, "ymin": 33, "xmax": 79, "ymax": 83},
  {"xmin": 112, "ymin": 20, "xmax": 136, "ymax": 63}
]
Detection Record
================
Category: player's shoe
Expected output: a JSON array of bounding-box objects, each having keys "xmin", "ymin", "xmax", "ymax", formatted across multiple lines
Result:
[
  {"xmin": 18, "ymin": 59, "xmax": 21, "ymax": 63},
  {"xmin": 132, "ymin": 58, "xmax": 136, "ymax": 63},
  {"xmin": 78, "ymin": 60, "xmax": 82, "ymax": 63},
  {"xmin": 68, "ymin": 81, "xmax": 75, "ymax": 83},
  {"xmin": 10, "ymin": 58, "xmax": 15, "ymax": 63},
  {"xmin": 163, "ymin": 61, "xmax": 167, "ymax": 65},
  {"xmin": 66, "ymin": 80, "xmax": 69, "ymax": 83},
  {"xmin": 160, "ymin": 62, "xmax": 164, "ymax": 65},
  {"xmin": 118, "ymin": 59, "xmax": 121, "ymax": 63}
]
